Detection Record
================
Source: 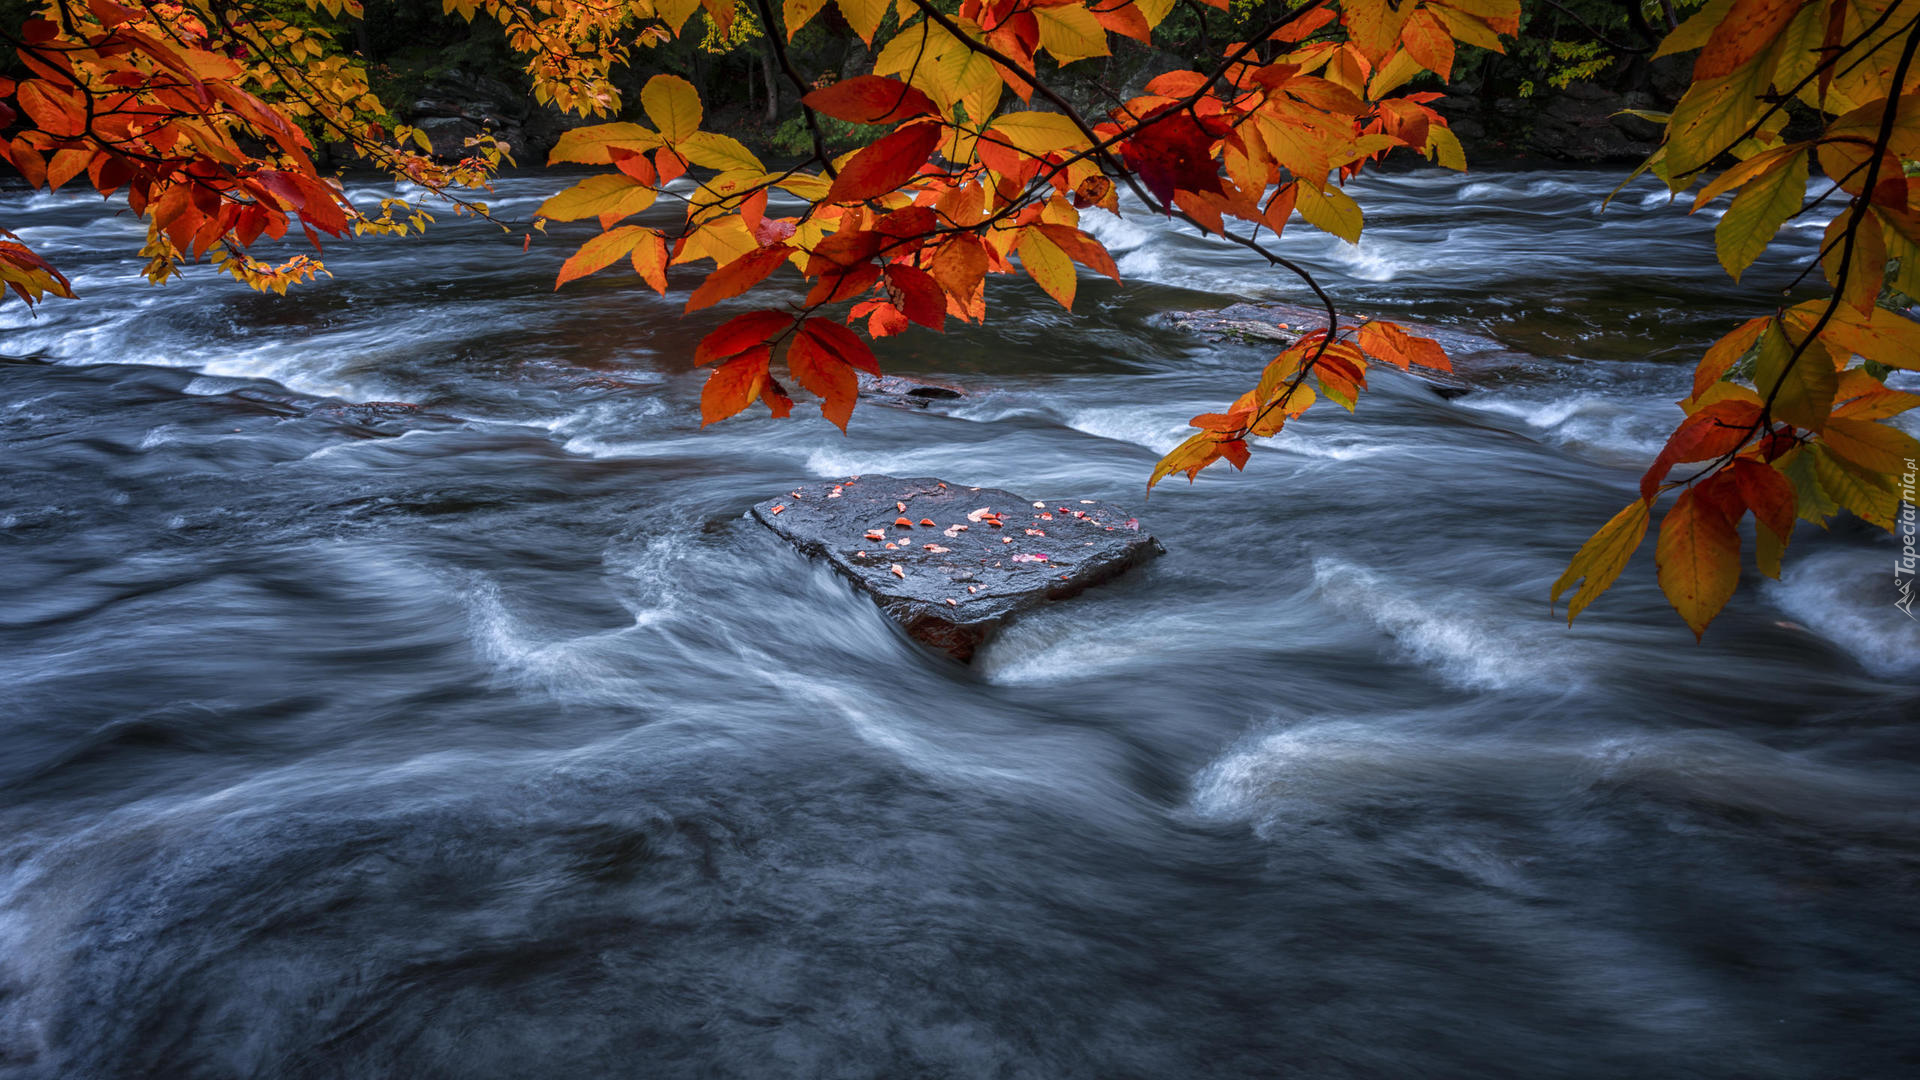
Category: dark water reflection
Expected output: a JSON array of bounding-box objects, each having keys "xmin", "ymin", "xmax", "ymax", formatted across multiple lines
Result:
[{"xmin": 2, "ymin": 169, "xmax": 1917, "ymax": 1078}]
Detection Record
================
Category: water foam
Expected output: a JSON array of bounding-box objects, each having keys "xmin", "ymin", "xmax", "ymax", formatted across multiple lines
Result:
[
  {"xmin": 1764, "ymin": 549, "xmax": 1920, "ymax": 677},
  {"xmin": 1311, "ymin": 556, "xmax": 1580, "ymax": 691}
]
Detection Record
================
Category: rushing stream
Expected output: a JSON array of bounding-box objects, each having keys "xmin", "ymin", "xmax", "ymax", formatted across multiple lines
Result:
[{"xmin": 3, "ymin": 168, "xmax": 1918, "ymax": 1078}]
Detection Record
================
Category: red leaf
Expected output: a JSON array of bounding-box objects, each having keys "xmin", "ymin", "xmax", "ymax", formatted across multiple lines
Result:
[
  {"xmin": 883, "ymin": 264, "xmax": 946, "ymax": 330},
  {"xmin": 1729, "ymin": 458, "xmax": 1796, "ymax": 539},
  {"xmin": 1640, "ymin": 400, "xmax": 1763, "ymax": 500},
  {"xmin": 685, "ymin": 243, "xmax": 792, "ymax": 312},
  {"xmin": 795, "ymin": 317, "xmax": 881, "ymax": 376},
  {"xmin": 787, "ymin": 324, "xmax": 862, "ymax": 432},
  {"xmin": 826, "ymin": 120, "xmax": 942, "ymax": 204},
  {"xmin": 801, "ymin": 76, "xmax": 938, "ymax": 125},
  {"xmin": 1119, "ymin": 106, "xmax": 1224, "ymax": 210},
  {"xmin": 694, "ymin": 309, "xmax": 792, "ymax": 366},
  {"xmin": 804, "ymin": 261, "xmax": 882, "ymax": 306}
]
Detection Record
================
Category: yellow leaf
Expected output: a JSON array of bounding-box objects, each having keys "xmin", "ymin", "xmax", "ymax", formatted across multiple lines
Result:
[
  {"xmin": 673, "ymin": 215, "xmax": 756, "ymax": 267},
  {"xmin": 1713, "ymin": 146, "xmax": 1805, "ymax": 280},
  {"xmin": 774, "ymin": 172, "xmax": 833, "ymax": 200},
  {"xmin": 1786, "ymin": 302, "xmax": 1920, "ymax": 370},
  {"xmin": 1035, "ymin": 4, "xmax": 1109, "ymax": 65},
  {"xmin": 1752, "ymin": 322, "xmax": 1834, "ymax": 432},
  {"xmin": 1134, "ymin": 0, "xmax": 1174, "ymax": 30},
  {"xmin": 784, "ymin": 0, "xmax": 829, "ymax": 39},
  {"xmin": 1426, "ymin": 125, "xmax": 1466, "ymax": 171},
  {"xmin": 642, "ymin": 74, "xmax": 702, "ymax": 142},
  {"xmin": 1767, "ymin": 0, "xmax": 1828, "ymax": 98},
  {"xmin": 1017, "ymin": 226, "xmax": 1076, "ymax": 310},
  {"xmin": 1342, "ymin": 0, "xmax": 1412, "ymax": 64},
  {"xmin": 1656, "ymin": 487, "xmax": 1741, "ymax": 640},
  {"xmin": 1149, "ymin": 431, "xmax": 1224, "ymax": 491},
  {"xmin": 655, "ymin": 0, "xmax": 703, "ymax": 32},
  {"xmin": 875, "ymin": 19, "xmax": 1003, "ymax": 125},
  {"xmin": 987, "ymin": 111, "xmax": 1089, "ymax": 155},
  {"xmin": 1884, "ymin": 210, "xmax": 1920, "ymax": 300},
  {"xmin": 837, "ymin": 0, "xmax": 889, "ymax": 44},
  {"xmin": 1653, "ymin": 0, "xmax": 1735, "ymax": 59},
  {"xmin": 547, "ymin": 123, "xmax": 662, "ymax": 165},
  {"xmin": 1822, "ymin": 210, "xmax": 1887, "ymax": 315},
  {"xmin": 680, "ymin": 132, "xmax": 764, "ymax": 173},
  {"xmin": 1664, "ymin": 58, "xmax": 1773, "ymax": 177},
  {"xmin": 1428, "ymin": 5, "xmax": 1505, "ymax": 52},
  {"xmin": 1692, "ymin": 142, "xmax": 1803, "ymax": 209},
  {"xmin": 538, "ymin": 175, "xmax": 657, "ymax": 223},
  {"xmin": 1294, "ymin": 183, "xmax": 1362, "ymax": 243},
  {"xmin": 1810, "ymin": 444, "xmax": 1899, "ymax": 530},
  {"xmin": 1552, "ymin": 499, "xmax": 1651, "ymax": 624},
  {"xmin": 1821, "ymin": 418, "xmax": 1920, "ymax": 474}
]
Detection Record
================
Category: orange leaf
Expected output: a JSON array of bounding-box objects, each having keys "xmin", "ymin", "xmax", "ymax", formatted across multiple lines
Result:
[
  {"xmin": 686, "ymin": 243, "xmax": 793, "ymax": 312},
  {"xmin": 826, "ymin": 120, "xmax": 942, "ymax": 204},
  {"xmin": 1656, "ymin": 487, "xmax": 1741, "ymax": 640},
  {"xmin": 630, "ymin": 229, "xmax": 670, "ymax": 294},
  {"xmin": 701, "ymin": 348, "xmax": 772, "ymax": 426},
  {"xmin": 1033, "ymin": 223, "xmax": 1121, "ymax": 283},
  {"xmin": 1401, "ymin": 9, "xmax": 1456, "ymax": 79},
  {"xmin": 1694, "ymin": 0, "xmax": 1801, "ymax": 81},
  {"xmin": 1356, "ymin": 322, "xmax": 1412, "ymax": 370},
  {"xmin": 930, "ymin": 236, "xmax": 990, "ymax": 300},
  {"xmin": 556, "ymin": 225, "xmax": 653, "ymax": 289},
  {"xmin": 1693, "ymin": 316, "xmax": 1771, "ymax": 399}
]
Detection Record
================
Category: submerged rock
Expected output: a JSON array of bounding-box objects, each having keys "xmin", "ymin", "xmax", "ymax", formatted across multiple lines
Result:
[
  {"xmin": 752, "ymin": 475, "xmax": 1162, "ymax": 662},
  {"xmin": 1162, "ymin": 301, "xmax": 1504, "ymax": 397}
]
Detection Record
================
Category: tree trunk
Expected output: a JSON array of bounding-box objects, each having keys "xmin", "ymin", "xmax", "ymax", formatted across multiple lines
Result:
[{"xmin": 762, "ymin": 44, "xmax": 780, "ymax": 125}]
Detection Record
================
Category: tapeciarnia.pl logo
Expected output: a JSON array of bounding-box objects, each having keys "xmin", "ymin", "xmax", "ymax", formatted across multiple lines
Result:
[{"xmin": 1898, "ymin": 458, "xmax": 1916, "ymax": 620}]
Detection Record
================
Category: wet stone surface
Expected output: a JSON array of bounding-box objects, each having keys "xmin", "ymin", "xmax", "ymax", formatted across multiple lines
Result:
[
  {"xmin": 1161, "ymin": 301, "xmax": 1510, "ymax": 397},
  {"xmin": 752, "ymin": 475, "xmax": 1163, "ymax": 662}
]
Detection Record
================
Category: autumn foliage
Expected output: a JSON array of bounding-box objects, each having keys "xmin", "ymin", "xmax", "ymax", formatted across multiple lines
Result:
[{"xmin": 3, "ymin": 0, "xmax": 1918, "ymax": 640}]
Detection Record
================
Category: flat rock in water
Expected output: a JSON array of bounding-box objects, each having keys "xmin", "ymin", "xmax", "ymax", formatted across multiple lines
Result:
[
  {"xmin": 1161, "ymin": 301, "xmax": 1533, "ymax": 397},
  {"xmin": 856, "ymin": 372, "xmax": 969, "ymax": 410},
  {"xmin": 752, "ymin": 475, "xmax": 1162, "ymax": 662}
]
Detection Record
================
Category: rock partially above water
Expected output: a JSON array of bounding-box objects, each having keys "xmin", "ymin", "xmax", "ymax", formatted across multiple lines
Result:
[
  {"xmin": 856, "ymin": 372, "xmax": 969, "ymax": 411},
  {"xmin": 752, "ymin": 475, "xmax": 1162, "ymax": 662},
  {"xmin": 1162, "ymin": 301, "xmax": 1528, "ymax": 397}
]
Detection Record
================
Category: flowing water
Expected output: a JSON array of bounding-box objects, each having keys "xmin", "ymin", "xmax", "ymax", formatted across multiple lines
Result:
[{"xmin": 3, "ymin": 169, "xmax": 1918, "ymax": 1079}]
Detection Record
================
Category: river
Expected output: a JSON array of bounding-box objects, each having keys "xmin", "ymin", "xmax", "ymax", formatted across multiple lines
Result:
[{"xmin": 3, "ymin": 168, "xmax": 1917, "ymax": 1078}]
